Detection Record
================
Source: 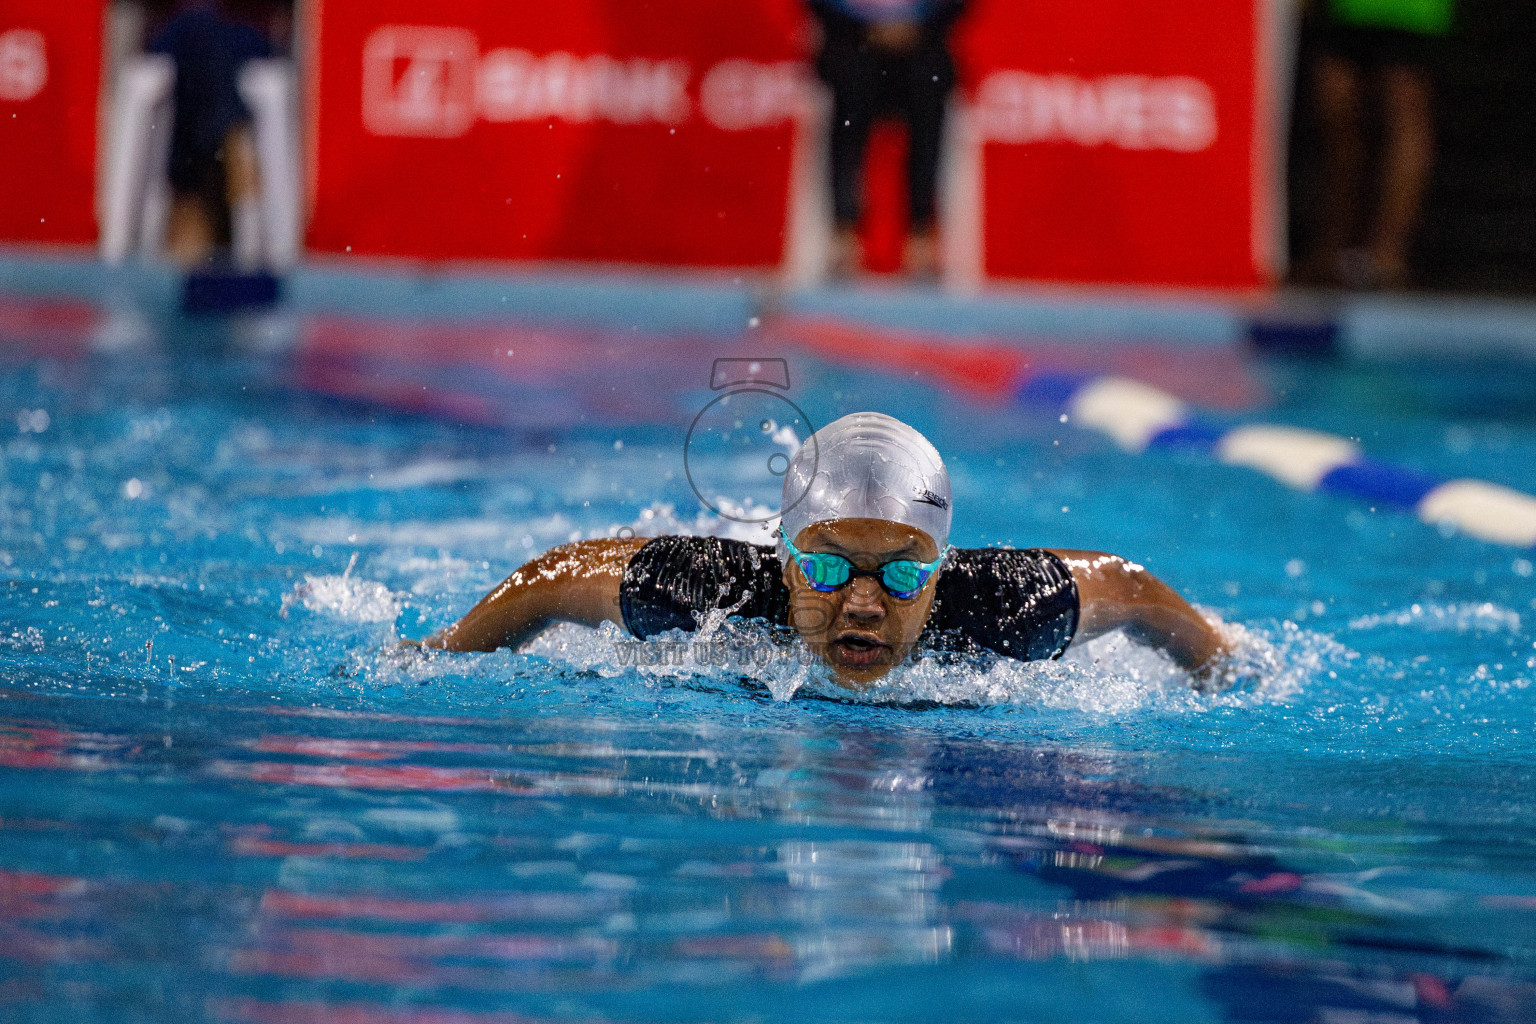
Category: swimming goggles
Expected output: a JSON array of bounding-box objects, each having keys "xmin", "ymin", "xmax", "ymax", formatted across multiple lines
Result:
[{"xmin": 780, "ymin": 526, "xmax": 948, "ymax": 600}]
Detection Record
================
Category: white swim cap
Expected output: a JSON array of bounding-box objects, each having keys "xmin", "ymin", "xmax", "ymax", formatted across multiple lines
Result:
[{"xmin": 778, "ymin": 412, "xmax": 952, "ymax": 561}]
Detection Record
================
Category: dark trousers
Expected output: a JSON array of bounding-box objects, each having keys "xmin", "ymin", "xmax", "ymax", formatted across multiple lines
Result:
[{"xmin": 818, "ymin": 39, "xmax": 955, "ymax": 231}]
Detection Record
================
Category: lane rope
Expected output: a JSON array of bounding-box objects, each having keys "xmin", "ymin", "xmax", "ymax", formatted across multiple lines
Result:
[
  {"xmin": 773, "ymin": 315, "xmax": 1536, "ymax": 549},
  {"xmin": 1054, "ymin": 374, "xmax": 1536, "ymax": 549}
]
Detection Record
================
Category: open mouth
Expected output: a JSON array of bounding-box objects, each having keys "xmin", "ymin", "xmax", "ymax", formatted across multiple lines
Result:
[{"xmin": 831, "ymin": 633, "xmax": 891, "ymax": 669}]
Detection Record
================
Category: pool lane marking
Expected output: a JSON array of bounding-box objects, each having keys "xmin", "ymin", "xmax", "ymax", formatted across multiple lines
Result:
[{"xmin": 1062, "ymin": 375, "xmax": 1536, "ymax": 549}]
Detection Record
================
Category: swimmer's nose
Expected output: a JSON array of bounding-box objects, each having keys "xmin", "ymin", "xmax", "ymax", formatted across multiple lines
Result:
[{"xmin": 842, "ymin": 578, "xmax": 886, "ymax": 621}]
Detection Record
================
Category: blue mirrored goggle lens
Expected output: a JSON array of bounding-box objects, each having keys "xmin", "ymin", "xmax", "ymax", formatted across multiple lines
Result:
[
  {"xmin": 796, "ymin": 553, "xmax": 931, "ymax": 598},
  {"xmin": 797, "ymin": 553, "xmax": 851, "ymax": 590},
  {"xmin": 881, "ymin": 559, "xmax": 925, "ymax": 595}
]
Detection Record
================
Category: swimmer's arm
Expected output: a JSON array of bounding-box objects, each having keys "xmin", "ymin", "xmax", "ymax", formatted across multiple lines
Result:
[
  {"xmin": 417, "ymin": 539, "xmax": 649, "ymax": 652},
  {"xmin": 1049, "ymin": 550, "xmax": 1230, "ymax": 676}
]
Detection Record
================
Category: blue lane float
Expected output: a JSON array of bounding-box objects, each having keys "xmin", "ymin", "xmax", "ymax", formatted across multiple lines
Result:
[
  {"xmin": 775, "ymin": 315, "xmax": 1536, "ymax": 550},
  {"xmin": 1050, "ymin": 375, "xmax": 1536, "ymax": 549}
]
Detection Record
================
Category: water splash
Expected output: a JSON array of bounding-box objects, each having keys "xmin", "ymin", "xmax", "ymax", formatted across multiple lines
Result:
[
  {"xmin": 281, "ymin": 555, "xmax": 404, "ymax": 624},
  {"xmin": 498, "ymin": 611, "xmax": 1344, "ymax": 713},
  {"xmin": 824, "ymin": 616, "xmax": 1341, "ymax": 712}
]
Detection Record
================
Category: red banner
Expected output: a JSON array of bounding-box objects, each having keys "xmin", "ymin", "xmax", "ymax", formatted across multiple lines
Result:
[
  {"xmin": 305, "ymin": 0, "xmax": 1272, "ymax": 288},
  {"xmin": 957, "ymin": 0, "xmax": 1271, "ymax": 288},
  {"xmin": 0, "ymin": 0, "xmax": 102, "ymax": 246},
  {"xmin": 306, "ymin": 0, "xmax": 806, "ymax": 267}
]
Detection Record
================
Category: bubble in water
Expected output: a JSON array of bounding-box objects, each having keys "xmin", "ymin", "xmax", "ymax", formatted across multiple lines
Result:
[{"xmin": 1349, "ymin": 602, "xmax": 1521, "ymax": 634}]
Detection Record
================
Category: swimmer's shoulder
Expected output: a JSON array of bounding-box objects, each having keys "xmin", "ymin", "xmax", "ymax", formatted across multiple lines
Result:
[
  {"xmin": 929, "ymin": 546, "xmax": 1078, "ymax": 659},
  {"xmin": 939, "ymin": 546, "xmax": 1077, "ymax": 601},
  {"xmin": 618, "ymin": 534, "xmax": 787, "ymax": 639},
  {"xmin": 945, "ymin": 545, "xmax": 1074, "ymax": 573},
  {"xmin": 626, "ymin": 534, "xmax": 776, "ymax": 561}
]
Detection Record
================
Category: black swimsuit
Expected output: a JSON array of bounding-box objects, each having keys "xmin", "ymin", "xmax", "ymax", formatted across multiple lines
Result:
[{"xmin": 619, "ymin": 536, "xmax": 1078, "ymax": 661}]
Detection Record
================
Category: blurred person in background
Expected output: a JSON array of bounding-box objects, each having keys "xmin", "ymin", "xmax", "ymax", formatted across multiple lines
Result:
[
  {"xmin": 1295, "ymin": 0, "xmax": 1453, "ymax": 290},
  {"xmin": 146, "ymin": 0, "xmax": 286, "ymax": 269},
  {"xmin": 808, "ymin": 0, "xmax": 968, "ymax": 282}
]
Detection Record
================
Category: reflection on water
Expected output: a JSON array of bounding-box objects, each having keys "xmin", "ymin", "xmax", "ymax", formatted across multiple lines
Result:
[
  {"xmin": 1, "ymin": 691, "xmax": 1534, "ymax": 1023},
  {"xmin": 6, "ymin": 300, "xmax": 1536, "ymax": 1023}
]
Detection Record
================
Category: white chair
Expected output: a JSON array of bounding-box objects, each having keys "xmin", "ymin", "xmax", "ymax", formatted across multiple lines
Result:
[
  {"xmin": 238, "ymin": 58, "xmax": 301, "ymax": 271},
  {"xmin": 100, "ymin": 54, "xmax": 175, "ymax": 265},
  {"xmin": 100, "ymin": 54, "xmax": 301, "ymax": 272}
]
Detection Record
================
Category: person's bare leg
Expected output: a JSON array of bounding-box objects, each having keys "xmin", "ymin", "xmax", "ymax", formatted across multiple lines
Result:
[
  {"xmin": 164, "ymin": 195, "xmax": 217, "ymax": 268},
  {"xmin": 1370, "ymin": 64, "xmax": 1434, "ymax": 289},
  {"xmin": 902, "ymin": 227, "xmax": 938, "ymax": 281},
  {"xmin": 224, "ymin": 126, "xmax": 264, "ymax": 271},
  {"xmin": 830, "ymin": 225, "xmax": 863, "ymax": 281},
  {"xmin": 1301, "ymin": 54, "xmax": 1366, "ymax": 285}
]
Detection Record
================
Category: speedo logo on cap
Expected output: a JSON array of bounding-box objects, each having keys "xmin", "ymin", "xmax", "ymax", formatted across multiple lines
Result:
[{"xmin": 916, "ymin": 489, "xmax": 948, "ymax": 510}]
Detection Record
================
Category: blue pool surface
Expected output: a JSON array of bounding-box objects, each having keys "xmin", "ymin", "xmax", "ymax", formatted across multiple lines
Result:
[{"xmin": 2, "ymin": 283, "xmax": 1536, "ymax": 1023}]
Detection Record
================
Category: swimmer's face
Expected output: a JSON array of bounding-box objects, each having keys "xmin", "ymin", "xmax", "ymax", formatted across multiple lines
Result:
[{"xmin": 782, "ymin": 517, "xmax": 941, "ymax": 689}]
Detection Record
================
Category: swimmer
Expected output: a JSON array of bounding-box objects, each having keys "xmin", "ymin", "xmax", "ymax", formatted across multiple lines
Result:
[{"xmin": 413, "ymin": 413, "xmax": 1231, "ymax": 688}]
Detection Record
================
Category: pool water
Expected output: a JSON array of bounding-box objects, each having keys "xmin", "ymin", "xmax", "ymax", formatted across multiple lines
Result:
[{"xmin": 2, "ymin": 310, "xmax": 1536, "ymax": 1023}]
